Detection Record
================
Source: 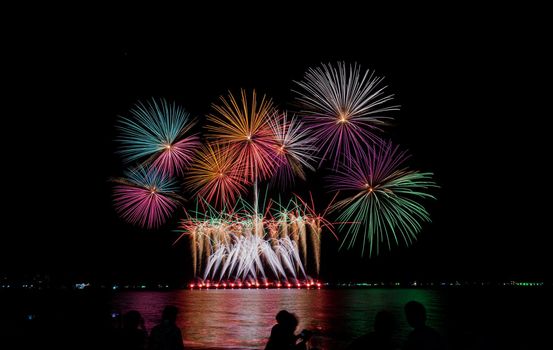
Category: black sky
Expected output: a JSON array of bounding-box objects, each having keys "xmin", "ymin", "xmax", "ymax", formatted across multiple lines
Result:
[{"xmin": 3, "ymin": 10, "xmax": 549, "ymax": 284}]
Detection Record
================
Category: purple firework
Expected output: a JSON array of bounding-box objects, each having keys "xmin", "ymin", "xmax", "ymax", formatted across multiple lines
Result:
[
  {"xmin": 267, "ymin": 111, "xmax": 317, "ymax": 187},
  {"xmin": 294, "ymin": 62, "xmax": 398, "ymax": 168}
]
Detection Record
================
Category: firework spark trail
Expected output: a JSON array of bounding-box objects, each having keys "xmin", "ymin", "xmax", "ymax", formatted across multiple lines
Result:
[
  {"xmin": 267, "ymin": 111, "xmax": 317, "ymax": 187},
  {"xmin": 179, "ymin": 198, "xmax": 331, "ymax": 282},
  {"xmin": 259, "ymin": 240, "xmax": 288, "ymax": 278},
  {"xmin": 310, "ymin": 226, "xmax": 322, "ymax": 276},
  {"xmin": 113, "ymin": 166, "xmax": 181, "ymax": 229},
  {"xmin": 294, "ymin": 62, "xmax": 399, "ymax": 168},
  {"xmin": 189, "ymin": 226, "xmax": 197, "ymax": 279},
  {"xmin": 116, "ymin": 98, "xmax": 200, "ymax": 176},
  {"xmin": 202, "ymin": 229, "xmax": 297, "ymax": 282},
  {"xmin": 295, "ymin": 193, "xmax": 340, "ymax": 274},
  {"xmin": 297, "ymin": 215, "xmax": 307, "ymax": 266},
  {"xmin": 329, "ymin": 141, "xmax": 437, "ymax": 256}
]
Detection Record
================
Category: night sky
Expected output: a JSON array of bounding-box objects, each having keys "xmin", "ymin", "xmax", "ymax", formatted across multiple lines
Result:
[{"xmin": 4, "ymin": 12, "xmax": 548, "ymax": 285}]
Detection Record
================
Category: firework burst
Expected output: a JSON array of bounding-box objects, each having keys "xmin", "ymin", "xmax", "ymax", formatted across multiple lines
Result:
[
  {"xmin": 268, "ymin": 111, "xmax": 317, "ymax": 187},
  {"xmin": 116, "ymin": 98, "xmax": 200, "ymax": 175},
  {"xmin": 113, "ymin": 166, "xmax": 182, "ymax": 229},
  {"xmin": 185, "ymin": 143, "xmax": 249, "ymax": 208},
  {"xmin": 294, "ymin": 62, "xmax": 398, "ymax": 167},
  {"xmin": 206, "ymin": 90, "xmax": 278, "ymax": 182},
  {"xmin": 329, "ymin": 141, "xmax": 437, "ymax": 256}
]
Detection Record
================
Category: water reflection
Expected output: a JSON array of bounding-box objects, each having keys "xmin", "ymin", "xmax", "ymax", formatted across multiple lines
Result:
[{"xmin": 111, "ymin": 289, "xmax": 445, "ymax": 349}]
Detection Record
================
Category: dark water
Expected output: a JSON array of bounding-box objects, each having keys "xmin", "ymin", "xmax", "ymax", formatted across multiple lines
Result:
[
  {"xmin": 1, "ymin": 288, "xmax": 549, "ymax": 349},
  {"xmin": 109, "ymin": 288, "xmax": 548, "ymax": 349},
  {"xmin": 113, "ymin": 288, "xmax": 444, "ymax": 349}
]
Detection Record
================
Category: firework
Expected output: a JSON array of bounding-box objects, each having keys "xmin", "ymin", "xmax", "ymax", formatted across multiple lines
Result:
[
  {"xmin": 295, "ymin": 193, "xmax": 339, "ymax": 274},
  {"xmin": 329, "ymin": 141, "xmax": 437, "ymax": 256},
  {"xmin": 113, "ymin": 166, "xmax": 182, "ymax": 229},
  {"xmin": 110, "ymin": 62, "xmax": 439, "ymax": 279},
  {"xmin": 177, "ymin": 197, "xmax": 333, "ymax": 282},
  {"xmin": 268, "ymin": 111, "xmax": 317, "ymax": 187},
  {"xmin": 206, "ymin": 90, "xmax": 278, "ymax": 182},
  {"xmin": 185, "ymin": 143, "xmax": 249, "ymax": 208},
  {"xmin": 116, "ymin": 98, "xmax": 200, "ymax": 175},
  {"xmin": 294, "ymin": 62, "xmax": 398, "ymax": 167}
]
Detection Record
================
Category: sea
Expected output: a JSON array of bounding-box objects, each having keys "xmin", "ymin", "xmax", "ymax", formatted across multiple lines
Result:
[{"xmin": 1, "ymin": 287, "xmax": 549, "ymax": 349}]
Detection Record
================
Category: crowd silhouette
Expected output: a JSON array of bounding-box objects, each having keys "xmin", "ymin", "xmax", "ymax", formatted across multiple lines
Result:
[
  {"xmin": 345, "ymin": 300, "xmax": 445, "ymax": 350},
  {"xmin": 7, "ymin": 286, "xmax": 545, "ymax": 350},
  {"xmin": 109, "ymin": 301, "xmax": 444, "ymax": 350},
  {"xmin": 114, "ymin": 305, "xmax": 184, "ymax": 350},
  {"xmin": 262, "ymin": 301, "xmax": 444, "ymax": 350},
  {"xmin": 6, "ymin": 300, "xmax": 447, "ymax": 349}
]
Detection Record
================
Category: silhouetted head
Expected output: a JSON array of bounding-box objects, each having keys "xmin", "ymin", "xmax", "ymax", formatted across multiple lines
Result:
[
  {"xmin": 276, "ymin": 310, "xmax": 290, "ymax": 324},
  {"xmin": 123, "ymin": 310, "xmax": 142, "ymax": 329},
  {"xmin": 373, "ymin": 310, "xmax": 396, "ymax": 336},
  {"xmin": 162, "ymin": 305, "xmax": 179, "ymax": 323},
  {"xmin": 286, "ymin": 312, "xmax": 299, "ymax": 332},
  {"xmin": 405, "ymin": 301, "xmax": 426, "ymax": 328},
  {"xmin": 276, "ymin": 310, "xmax": 298, "ymax": 333}
]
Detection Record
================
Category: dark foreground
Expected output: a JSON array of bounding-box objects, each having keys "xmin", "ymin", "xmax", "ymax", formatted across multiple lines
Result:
[{"xmin": 1, "ymin": 287, "xmax": 550, "ymax": 349}]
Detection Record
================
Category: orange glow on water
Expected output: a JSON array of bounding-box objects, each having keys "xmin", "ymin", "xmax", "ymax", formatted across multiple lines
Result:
[{"xmin": 187, "ymin": 280, "xmax": 323, "ymax": 289}]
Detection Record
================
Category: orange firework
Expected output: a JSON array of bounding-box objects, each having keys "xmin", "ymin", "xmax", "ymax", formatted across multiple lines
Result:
[
  {"xmin": 185, "ymin": 143, "xmax": 249, "ymax": 208},
  {"xmin": 206, "ymin": 90, "xmax": 278, "ymax": 182}
]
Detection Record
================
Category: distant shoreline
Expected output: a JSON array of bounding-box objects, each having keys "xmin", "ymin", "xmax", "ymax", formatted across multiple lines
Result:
[{"xmin": 0, "ymin": 280, "xmax": 548, "ymax": 291}]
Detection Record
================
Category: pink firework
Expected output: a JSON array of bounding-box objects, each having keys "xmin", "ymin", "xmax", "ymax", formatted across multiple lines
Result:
[
  {"xmin": 149, "ymin": 135, "xmax": 201, "ymax": 176},
  {"xmin": 113, "ymin": 167, "xmax": 181, "ymax": 229}
]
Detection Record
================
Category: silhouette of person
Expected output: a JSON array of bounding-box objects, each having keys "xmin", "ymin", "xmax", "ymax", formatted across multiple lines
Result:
[
  {"xmin": 404, "ymin": 301, "xmax": 445, "ymax": 350},
  {"xmin": 346, "ymin": 310, "xmax": 399, "ymax": 350},
  {"xmin": 117, "ymin": 310, "xmax": 147, "ymax": 350},
  {"xmin": 265, "ymin": 310, "xmax": 311, "ymax": 350},
  {"xmin": 148, "ymin": 305, "xmax": 184, "ymax": 350}
]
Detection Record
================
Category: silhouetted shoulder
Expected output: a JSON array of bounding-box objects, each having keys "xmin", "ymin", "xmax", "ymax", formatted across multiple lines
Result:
[
  {"xmin": 405, "ymin": 325, "xmax": 445, "ymax": 350},
  {"xmin": 265, "ymin": 309, "xmax": 311, "ymax": 350},
  {"xmin": 115, "ymin": 310, "xmax": 147, "ymax": 350},
  {"xmin": 347, "ymin": 310, "xmax": 399, "ymax": 350},
  {"xmin": 148, "ymin": 305, "xmax": 184, "ymax": 350},
  {"xmin": 347, "ymin": 332, "xmax": 399, "ymax": 350}
]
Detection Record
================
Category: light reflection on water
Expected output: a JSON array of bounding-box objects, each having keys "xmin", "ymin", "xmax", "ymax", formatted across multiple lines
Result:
[{"xmin": 111, "ymin": 289, "xmax": 445, "ymax": 349}]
